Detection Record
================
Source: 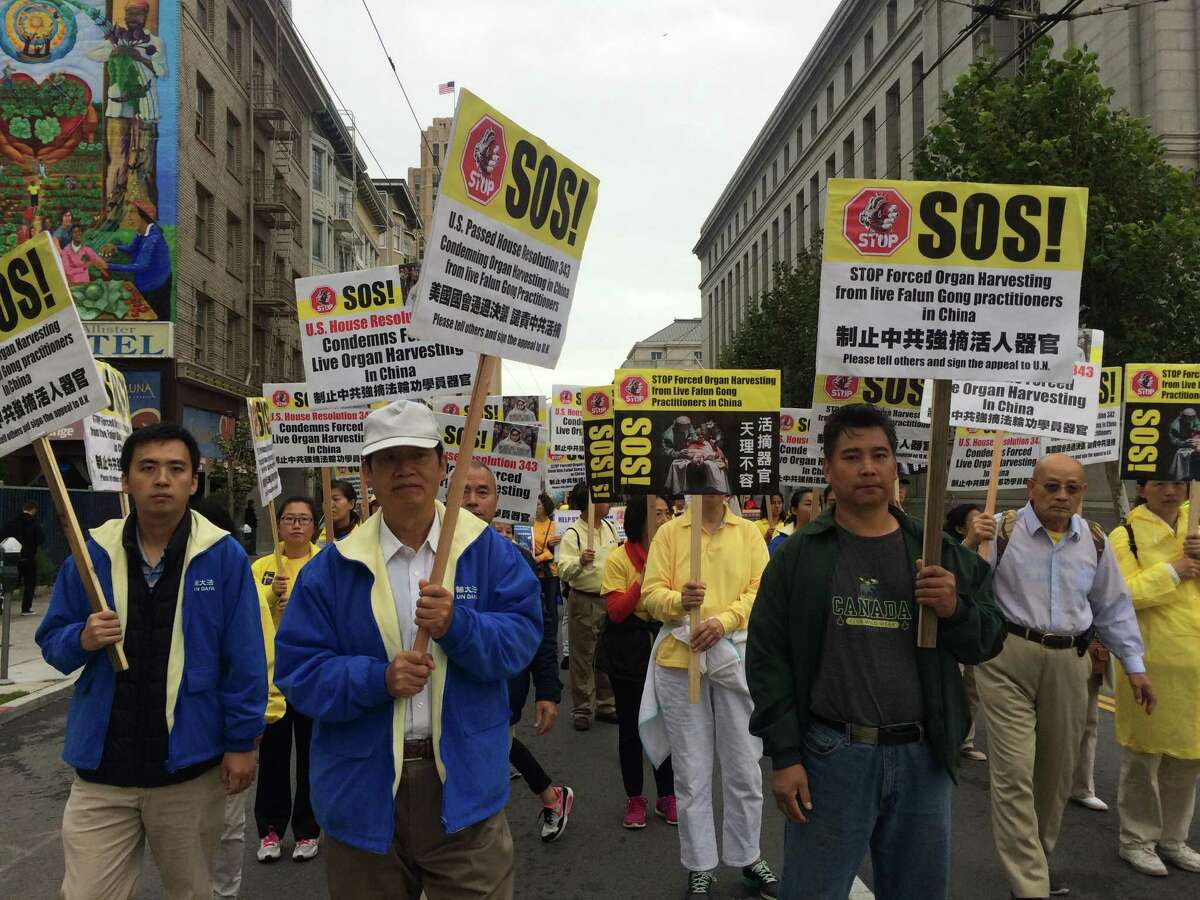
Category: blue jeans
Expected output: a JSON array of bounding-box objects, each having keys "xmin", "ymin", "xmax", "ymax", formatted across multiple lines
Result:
[{"xmin": 781, "ymin": 721, "xmax": 952, "ymax": 900}]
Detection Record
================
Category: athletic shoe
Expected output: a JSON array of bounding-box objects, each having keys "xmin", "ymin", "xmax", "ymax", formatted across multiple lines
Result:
[
  {"xmin": 960, "ymin": 745, "xmax": 988, "ymax": 762},
  {"xmin": 573, "ymin": 716, "xmax": 590, "ymax": 732},
  {"xmin": 655, "ymin": 795, "xmax": 678, "ymax": 825},
  {"xmin": 540, "ymin": 785, "xmax": 574, "ymax": 843},
  {"xmin": 1048, "ymin": 870, "xmax": 1070, "ymax": 895},
  {"xmin": 510, "ymin": 765, "xmax": 521, "ymax": 781},
  {"xmin": 1070, "ymin": 793, "xmax": 1108, "ymax": 812},
  {"xmin": 1158, "ymin": 843, "xmax": 1200, "ymax": 872},
  {"xmin": 595, "ymin": 709, "xmax": 619, "ymax": 725},
  {"xmin": 622, "ymin": 795, "xmax": 648, "ymax": 829},
  {"xmin": 20, "ymin": 610, "xmax": 35, "ymax": 616},
  {"xmin": 256, "ymin": 828, "xmax": 281, "ymax": 863},
  {"xmin": 560, "ymin": 655, "xmax": 570, "ymax": 671},
  {"xmin": 1119, "ymin": 845, "xmax": 1168, "ymax": 876},
  {"xmin": 742, "ymin": 859, "xmax": 780, "ymax": 898},
  {"xmin": 292, "ymin": 838, "xmax": 319, "ymax": 861},
  {"xmin": 685, "ymin": 871, "xmax": 715, "ymax": 897}
]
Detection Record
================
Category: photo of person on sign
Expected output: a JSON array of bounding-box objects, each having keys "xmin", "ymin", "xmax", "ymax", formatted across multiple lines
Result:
[
  {"xmin": 494, "ymin": 423, "xmax": 535, "ymax": 458},
  {"xmin": 662, "ymin": 415, "xmax": 730, "ymax": 495},
  {"xmin": 1167, "ymin": 408, "xmax": 1200, "ymax": 480},
  {"xmin": 504, "ymin": 396, "xmax": 540, "ymax": 424}
]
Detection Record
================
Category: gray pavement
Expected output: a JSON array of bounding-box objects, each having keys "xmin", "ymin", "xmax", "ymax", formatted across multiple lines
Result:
[{"xmin": 1, "ymin": 692, "xmax": 1198, "ymax": 899}]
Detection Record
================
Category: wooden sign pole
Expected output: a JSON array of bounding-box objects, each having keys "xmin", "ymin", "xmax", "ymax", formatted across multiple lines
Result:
[
  {"xmin": 585, "ymin": 498, "xmax": 595, "ymax": 554},
  {"xmin": 893, "ymin": 479, "xmax": 903, "ymax": 509},
  {"xmin": 321, "ymin": 468, "xmax": 336, "ymax": 545},
  {"xmin": 33, "ymin": 437, "xmax": 128, "ymax": 672},
  {"xmin": 688, "ymin": 496, "xmax": 702, "ymax": 703},
  {"xmin": 977, "ymin": 430, "xmax": 1007, "ymax": 560},
  {"xmin": 918, "ymin": 380, "xmax": 953, "ymax": 649},
  {"xmin": 413, "ymin": 354, "xmax": 500, "ymax": 655},
  {"xmin": 267, "ymin": 499, "xmax": 284, "ymax": 574},
  {"xmin": 118, "ymin": 493, "xmax": 130, "ymax": 518}
]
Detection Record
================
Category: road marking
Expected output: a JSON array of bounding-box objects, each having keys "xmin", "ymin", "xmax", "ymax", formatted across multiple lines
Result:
[{"xmin": 851, "ymin": 876, "xmax": 874, "ymax": 897}]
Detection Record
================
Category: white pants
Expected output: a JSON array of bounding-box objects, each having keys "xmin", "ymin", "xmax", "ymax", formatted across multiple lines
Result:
[
  {"xmin": 656, "ymin": 665, "xmax": 763, "ymax": 872},
  {"xmin": 212, "ymin": 793, "xmax": 247, "ymax": 899}
]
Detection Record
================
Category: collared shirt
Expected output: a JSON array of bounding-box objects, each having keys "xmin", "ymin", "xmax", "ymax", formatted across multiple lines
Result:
[
  {"xmin": 985, "ymin": 503, "xmax": 1145, "ymax": 672},
  {"xmin": 135, "ymin": 530, "xmax": 168, "ymax": 589},
  {"xmin": 379, "ymin": 514, "xmax": 440, "ymax": 739},
  {"xmin": 557, "ymin": 518, "xmax": 619, "ymax": 594}
]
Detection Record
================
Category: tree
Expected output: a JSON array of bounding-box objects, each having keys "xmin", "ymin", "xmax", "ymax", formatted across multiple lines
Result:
[
  {"xmin": 209, "ymin": 417, "xmax": 258, "ymax": 520},
  {"xmin": 719, "ymin": 233, "xmax": 823, "ymax": 406},
  {"xmin": 915, "ymin": 41, "xmax": 1200, "ymax": 367}
]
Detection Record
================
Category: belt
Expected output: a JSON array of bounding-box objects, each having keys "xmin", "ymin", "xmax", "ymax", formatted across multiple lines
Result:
[
  {"xmin": 812, "ymin": 714, "xmax": 924, "ymax": 746},
  {"xmin": 403, "ymin": 738, "xmax": 434, "ymax": 761},
  {"xmin": 1006, "ymin": 622, "xmax": 1091, "ymax": 654}
]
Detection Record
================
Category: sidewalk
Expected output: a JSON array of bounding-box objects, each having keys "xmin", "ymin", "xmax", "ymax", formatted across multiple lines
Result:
[{"xmin": 1, "ymin": 586, "xmax": 76, "ymax": 707}]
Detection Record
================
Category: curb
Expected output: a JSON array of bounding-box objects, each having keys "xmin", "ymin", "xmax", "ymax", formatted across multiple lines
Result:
[{"xmin": 0, "ymin": 675, "xmax": 76, "ymax": 727}]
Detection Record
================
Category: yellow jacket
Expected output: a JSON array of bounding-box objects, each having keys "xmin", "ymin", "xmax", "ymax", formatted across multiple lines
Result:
[
  {"xmin": 558, "ymin": 517, "xmax": 619, "ymax": 595},
  {"xmin": 533, "ymin": 518, "xmax": 557, "ymax": 576},
  {"xmin": 1110, "ymin": 504, "xmax": 1200, "ymax": 759},
  {"xmin": 250, "ymin": 544, "xmax": 319, "ymax": 725},
  {"xmin": 642, "ymin": 506, "xmax": 769, "ymax": 668}
]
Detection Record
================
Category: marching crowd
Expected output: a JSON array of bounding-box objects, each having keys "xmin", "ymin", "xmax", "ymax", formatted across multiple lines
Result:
[{"xmin": 29, "ymin": 398, "xmax": 1200, "ymax": 900}]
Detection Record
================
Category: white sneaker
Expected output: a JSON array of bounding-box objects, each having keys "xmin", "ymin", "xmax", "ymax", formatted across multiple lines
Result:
[
  {"xmin": 292, "ymin": 838, "xmax": 319, "ymax": 861},
  {"xmin": 256, "ymin": 828, "xmax": 282, "ymax": 863},
  {"xmin": 1159, "ymin": 844, "xmax": 1200, "ymax": 873},
  {"xmin": 1071, "ymin": 793, "xmax": 1109, "ymax": 812},
  {"xmin": 1119, "ymin": 845, "xmax": 1168, "ymax": 877}
]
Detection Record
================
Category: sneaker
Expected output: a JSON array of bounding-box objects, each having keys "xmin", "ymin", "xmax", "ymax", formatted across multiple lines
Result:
[
  {"xmin": 292, "ymin": 838, "xmax": 319, "ymax": 861},
  {"xmin": 540, "ymin": 785, "xmax": 574, "ymax": 843},
  {"xmin": 685, "ymin": 871, "xmax": 715, "ymax": 897},
  {"xmin": 1070, "ymin": 793, "xmax": 1108, "ymax": 812},
  {"xmin": 960, "ymin": 745, "xmax": 988, "ymax": 762},
  {"xmin": 1048, "ymin": 870, "xmax": 1070, "ymax": 895},
  {"xmin": 20, "ymin": 610, "xmax": 35, "ymax": 616},
  {"xmin": 256, "ymin": 828, "xmax": 281, "ymax": 863},
  {"xmin": 1159, "ymin": 843, "xmax": 1200, "ymax": 872},
  {"xmin": 510, "ymin": 765, "xmax": 521, "ymax": 781},
  {"xmin": 655, "ymin": 795, "xmax": 678, "ymax": 826},
  {"xmin": 623, "ymin": 795, "xmax": 648, "ymax": 829},
  {"xmin": 1119, "ymin": 845, "xmax": 1168, "ymax": 877},
  {"xmin": 742, "ymin": 859, "xmax": 780, "ymax": 899}
]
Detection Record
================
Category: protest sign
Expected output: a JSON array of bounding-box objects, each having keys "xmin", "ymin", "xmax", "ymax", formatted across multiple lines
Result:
[
  {"xmin": 247, "ymin": 398, "xmax": 282, "ymax": 507},
  {"xmin": 809, "ymin": 376, "xmax": 930, "ymax": 464},
  {"xmin": 551, "ymin": 385, "xmax": 584, "ymax": 454},
  {"xmin": 921, "ymin": 329, "xmax": 1105, "ymax": 441},
  {"xmin": 407, "ymin": 89, "xmax": 599, "ymax": 368},
  {"xmin": 264, "ymin": 382, "xmax": 370, "ymax": 468},
  {"xmin": 431, "ymin": 393, "xmax": 547, "ymax": 427},
  {"xmin": 779, "ymin": 408, "xmax": 826, "ymax": 488},
  {"xmin": 1046, "ymin": 366, "xmax": 1122, "ymax": 464},
  {"xmin": 581, "ymin": 385, "xmax": 615, "ymax": 503},
  {"xmin": 83, "ymin": 362, "xmax": 132, "ymax": 494},
  {"xmin": 546, "ymin": 451, "xmax": 585, "ymax": 498},
  {"xmin": 612, "ymin": 369, "xmax": 780, "ymax": 496},
  {"xmin": 1120, "ymin": 364, "xmax": 1200, "ymax": 481},
  {"xmin": 949, "ymin": 429, "xmax": 1043, "ymax": 492},
  {"xmin": 295, "ymin": 265, "xmax": 477, "ymax": 409},
  {"xmin": 816, "ymin": 178, "xmax": 1086, "ymax": 383},
  {"xmin": 437, "ymin": 410, "xmax": 546, "ymax": 525}
]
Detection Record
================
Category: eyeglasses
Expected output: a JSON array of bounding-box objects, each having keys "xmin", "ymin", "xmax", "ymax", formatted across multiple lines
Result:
[
  {"xmin": 281, "ymin": 515, "xmax": 314, "ymax": 525},
  {"xmin": 1035, "ymin": 481, "xmax": 1084, "ymax": 496}
]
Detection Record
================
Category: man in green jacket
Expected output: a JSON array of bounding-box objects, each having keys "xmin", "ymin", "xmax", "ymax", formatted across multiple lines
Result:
[{"xmin": 746, "ymin": 404, "xmax": 1005, "ymax": 900}]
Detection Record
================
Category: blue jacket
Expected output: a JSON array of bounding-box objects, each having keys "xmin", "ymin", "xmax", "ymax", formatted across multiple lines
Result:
[
  {"xmin": 274, "ymin": 506, "xmax": 541, "ymax": 853},
  {"xmin": 109, "ymin": 223, "xmax": 171, "ymax": 293},
  {"xmin": 36, "ymin": 512, "xmax": 267, "ymax": 771}
]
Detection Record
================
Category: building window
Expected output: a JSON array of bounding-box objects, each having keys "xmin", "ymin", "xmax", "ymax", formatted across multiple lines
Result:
[
  {"xmin": 194, "ymin": 184, "xmax": 212, "ymax": 255},
  {"xmin": 912, "ymin": 55, "xmax": 926, "ymax": 149},
  {"xmin": 229, "ymin": 311, "xmax": 245, "ymax": 376},
  {"xmin": 311, "ymin": 217, "xmax": 325, "ymax": 264},
  {"xmin": 826, "ymin": 154, "xmax": 836, "ymax": 183},
  {"xmin": 887, "ymin": 0, "xmax": 898, "ymax": 39},
  {"xmin": 734, "ymin": 211, "xmax": 739, "ymax": 232},
  {"xmin": 844, "ymin": 58, "xmax": 853, "ymax": 96},
  {"xmin": 195, "ymin": 74, "xmax": 213, "ymax": 146},
  {"xmin": 809, "ymin": 173, "xmax": 820, "ymax": 235},
  {"xmin": 784, "ymin": 144, "xmax": 790, "ymax": 171},
  {"xmin": 650, "ymin": 350, "xmax": 664, "ymax": 362},
  {"xmin": 796, "ymin": 189, "xmax": 805, "ymax": 248},
  {"xmin": 253, "ymin": 237, "xmax": 266, "ymax": 293},
  {"xmin": 795, "ymin": 125, "xmax": 803, "ymax": 155},
  {"xmin": 196, "ymin": 0, "xmax": 211, "ymax": 34},
  {"xmin": 863, "ymin": 109, "xmax": 877, "ymax": 178},
  {"xmin": 760, "ymin": 229, "xmax": 768, "ymax": 292},
  {"xmin": 761, "ymin": 174, "xmax": 766, "ymax": 199},
  {"xmin": 864, "ymin": 27, "xmax": 874, "ymax": 66},
  {"xmin": 771, "ymin": 218, "xmax": 779, "ymax": 272},
  {"xmin": 783, "ymin": 205, "xmax": 792, "ymax": 263},
  {"xmin": 311, "ymin": 148, "xmax": 325, "ymax": 195},
  {"xmin": 772, "ymin": 160, "xmax": 778, "ymax": 188},
  {"xmin": 751, "ymin": 242, "xmax": 759, "ymax": 298},
  {"xmin": 810, "ymin": 106, "xmax": 818, "ymax": 139},
  {"xmin": 226, "ymin": 13, "xmax": 242, "ymax": 76},
  {"xmin": 194, "ymin": 292, "xmax": 211, "ymax": 361},
  {"xmin": 752, "ymin": 188, "xmax": 757, "ymax": 212},
  {"xmin": 226, "ymin": 212, "xmax": 242, "ymax": 274},
  {"xmin": 885, "ymin": 80, "xmax": 901, "ymax": 178},
  {"xmin": 225, "ymin": 111, "xmax": 241, "ymax": 176},
  {"xmin": 826, "ymin": 82, "xmax": 834, "ymax": 119},
  {"xmin": 843, "ymin": 133, "xmax": 856, "ymax": 179}
]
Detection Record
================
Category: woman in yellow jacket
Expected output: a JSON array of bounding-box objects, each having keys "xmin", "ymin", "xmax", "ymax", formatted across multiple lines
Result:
[
  {"xmin": 249, "ymin": 497, "xmax": 321, "ymax": 864},
  {"xmin": 1109, "ymin": 483, "xmax": 1200, "ymax": 877}
]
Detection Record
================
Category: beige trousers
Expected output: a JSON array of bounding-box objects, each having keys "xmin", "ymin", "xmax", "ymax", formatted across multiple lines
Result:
[
  {"xmin": 60, "ymin": 767, "xmax": 225, "ymax": 900},
  {"xmin": 567, "ymin": 588, "xmax": 615, "ymax": 719},
  {"xmin": 1118, "ymin": 748, "xmax": 1200, "ymax": 852},
  {"xmin": 1070, "ymin": 674, "xmax": 1103, "ymax": 798},
  {"xmin": 961, "ymin": 664, "xmax": 982, "ymax": 747},
  {"xmin": 976, "ymin": 635, "xmax": 1090, "ymax": 899}
]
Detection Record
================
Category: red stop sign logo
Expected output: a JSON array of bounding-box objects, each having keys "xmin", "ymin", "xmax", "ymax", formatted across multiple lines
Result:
[
  {"xmin": 461, "ymin": 115, "xmax": 506, "ymax": 205},
  {"xmin": 780, "ymin": 414, "xmax": 795, "ymax": 432},
  {"xmin": 843, "ymin": 187, "xmax": 912, "ymax": 256},
  {"xmin": 1130, "ymin": 370, "xmax": 1159, "ymax": 398},
  {"xmin": 824, "ymin": 375, "xmax": 859, "ymax": 401},
  {"xmin": 271, "ymin": 390, "xmax": 291, "ymax": 408}
]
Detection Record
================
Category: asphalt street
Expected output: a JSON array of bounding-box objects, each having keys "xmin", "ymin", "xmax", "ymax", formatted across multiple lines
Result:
[{"xmin": 1, "ymin": 693, "xmax": 1197, "ymax": 899}]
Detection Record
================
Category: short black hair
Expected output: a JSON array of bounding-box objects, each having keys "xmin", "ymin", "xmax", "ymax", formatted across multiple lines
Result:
[
  {"xmin": 789, "ymin": 488, "xmax": 813, "ymax": 509},
  {"xmin": 623, "ymin": 493, "xmax": 670, "ymax": 544},
  {"xmin": 944, "ymin": 503, "xmax": 982, "ymax": 539},
  {"xmin": 568, "ymin": 480, "xmax": 588, "ymax": 512},
  {"xmin": 822, "ymin": 403, "xmax": 898, "ymax": 460},
  {"xmin": 330, "ymin": 479, "xmax": 357, "ymax": 503},
  {"xmin": 278, "ymin": 495, "xmax": 318, "ymax": 521},
  {"xmin": 538, "ymin": 493, "xmax": 555, "ymax": 517},
  {"xmin": 120, "ymin": 423, "xmax": 201, "ymax": 475}
]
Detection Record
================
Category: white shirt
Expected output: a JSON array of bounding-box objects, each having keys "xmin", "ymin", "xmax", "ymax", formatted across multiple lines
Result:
[{"xmin": 380, "ymin": 513, "xmax": 441, "ymax": 739}]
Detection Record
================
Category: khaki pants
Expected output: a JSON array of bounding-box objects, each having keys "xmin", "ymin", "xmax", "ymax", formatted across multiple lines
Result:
[
  {"xmin": 324, "ymin": 759, "xmax": 514, "ymax": 900},
  {"xmin": 961, "ymin": 665, "xmax": 982, "ymax": 748},
  {"xmin": 567, "ymin": 588, "xmax": 615, "ymax": 720},
  {"xmin": 213, "ymin": 792, "xmax": 247, "ymax": 899},
  {"xmin": 1118, "ymin": 748, "xmax": 1200, "ymax": 852},
  {"xmin": 976, "ymin": 636, "xmax": 1090, "ymax": 899},
  {"xmin": 1070, "ymin": 674, "xmax": 1103, "ymax": 798},
  {"xmin": 60, "ymin": 767, "xmax": 225, "ymax": 900}
]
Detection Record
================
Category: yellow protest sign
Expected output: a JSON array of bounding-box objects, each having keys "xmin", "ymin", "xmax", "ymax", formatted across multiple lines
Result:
[
  {"xmin": 1121, "ymin": 364, "xmax": 1200, "ymax": 480},
  {"xmin": 810, "ymin": 375, "xmax": 930, "ymax": 464},
  {"xmin": 247, "ymin": 397, "xmax": 282, "ymax": 506},
  {"xmin": 581, "ymin": 385, "xmax": 615, "ymax": 503}
]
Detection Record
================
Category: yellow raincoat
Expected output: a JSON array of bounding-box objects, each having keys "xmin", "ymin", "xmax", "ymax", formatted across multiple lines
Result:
[{"xmin": 1110, "ymin": 503, "xmax": 1200, "ymax": 759}]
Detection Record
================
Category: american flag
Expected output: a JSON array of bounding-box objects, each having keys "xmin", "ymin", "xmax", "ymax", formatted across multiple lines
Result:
[{"xmin": 438, "ymin": 81, "xmax": 455, "ymax": 95}]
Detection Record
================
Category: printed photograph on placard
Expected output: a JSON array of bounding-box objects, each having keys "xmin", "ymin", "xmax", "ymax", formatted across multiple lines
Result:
[
  {"xmin": 502, "ymin": 395, "xmax": 541, "ymax": 424},
  {"xmin": 435, "ymin": 411, "xmax": 545, "ymax": 525},
  {"xmin": 1120, "ymin": 364, "xmax": 1200, "ymax": 481},
  {"xmin": 492, "ymin": 422, "xmax": 537, "ymax": 459}
]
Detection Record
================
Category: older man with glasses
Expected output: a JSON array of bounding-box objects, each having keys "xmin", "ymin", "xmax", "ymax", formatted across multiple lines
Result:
[{"xmin": 965, "ymin": 454, "xmax": 1155, "ymax": 900}]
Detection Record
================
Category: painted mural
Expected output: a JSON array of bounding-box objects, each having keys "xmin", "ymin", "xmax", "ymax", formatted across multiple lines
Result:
[{"xmin": 0, "ymin": 0, "xmax": 177, "ymax": 332}]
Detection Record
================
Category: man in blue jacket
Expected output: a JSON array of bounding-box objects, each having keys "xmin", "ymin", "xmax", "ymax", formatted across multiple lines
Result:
[
  {"xmin": 37, "ymin": 423, "xmax": 266, "ymax": 900},
  {"xmin": 275, "ymin": 400, "xmax": 542, "ymax": 899}
]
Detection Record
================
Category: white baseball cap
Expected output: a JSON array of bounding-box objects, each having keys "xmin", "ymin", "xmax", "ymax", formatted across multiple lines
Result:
[{"xmin": 361, "ymin": 399, "xmax": 441, "ymax": 457}]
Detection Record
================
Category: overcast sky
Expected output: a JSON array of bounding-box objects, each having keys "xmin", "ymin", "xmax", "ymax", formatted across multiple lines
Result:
[{"xmin": 292, "ymin": 0, "xmax": 842, "ymax": 397}]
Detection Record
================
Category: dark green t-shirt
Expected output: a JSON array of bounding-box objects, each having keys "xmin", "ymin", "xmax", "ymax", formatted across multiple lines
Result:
[{"xmin": 809, "ymin": 526, "xmax": 925, "ymax": 727}]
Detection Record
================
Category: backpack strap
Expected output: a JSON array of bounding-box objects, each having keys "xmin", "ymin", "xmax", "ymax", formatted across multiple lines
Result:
[
  {"xmin": 1121, "ymin": 521, "xmax": 1139, "ymax": 561},
  {"xmin": 1085, "ymin": 519, "xmax": 1108, "ymax": 562},
  {"xmin": 994, "ymin": 509, "xmax": 1019, "ymax": 566}
]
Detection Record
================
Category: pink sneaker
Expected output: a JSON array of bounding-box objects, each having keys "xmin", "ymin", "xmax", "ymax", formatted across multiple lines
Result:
[
  {"xmin": 655, "ymin": 795, "xmax": 678, "ymax": 826},
  {"xmin": 623, "ymin": 795, "xmax": 648, "ymax": 829}
]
